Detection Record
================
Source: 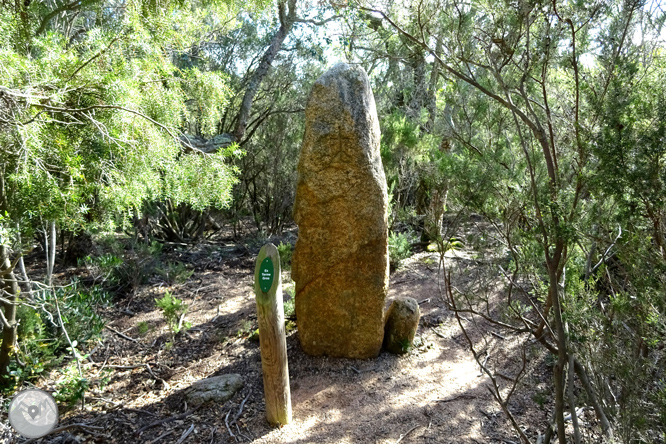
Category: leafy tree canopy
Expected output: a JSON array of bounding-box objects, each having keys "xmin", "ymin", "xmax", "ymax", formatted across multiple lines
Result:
[{"xmin": 0, "ymin": 0, "xmax": 268, "ymax": 237}]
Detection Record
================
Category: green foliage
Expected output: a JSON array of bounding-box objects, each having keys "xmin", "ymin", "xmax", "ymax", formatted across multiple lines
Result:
[
  {"xmin": 137, "ymin": 321, "xmax": 151, "ymax": 336},
  {"xmin": 380, "ymin": 110, "xmax": 445, "ymax": 233},
  {"xmin": 56, "ymin": 285, "xmax": 110, "ymax": 344},
  {"xmin": 53, "ymin": 363, "xmax": 89, "ymax": 407},
  {"xmin": 427, "ymin": 237, "xmax": 464, "ymax": 253},
  {"xmin": 396, "ymin": 337, "xmax": 412, "ymax": 354},
  {"xmin": 0, "ymin": 0, "xmax": 246, "ymax": 239},
  {"xmin": 283, "ymin": 296, "xmax": 295, "ymax": 319},
  {"xmin": 157, "ymin": 261, "xmax": 194, "ymax": 285},
  {"xmin": 277, "ymin": 242, "xmax": 293, "ymax": 271},
  {"xmin": 237, "ymin": 320, "xmax": 253, "ymax": 338},
  {"xmin": 81, "ymin": 253, "xmax": 123, "ymax": 284},
  {"xmin": 84, "ymin": 239, "xmax": 163, "ymax": 291},
  {"xmin": 2, "ymin": 283, "xmax": 109, "ymax": 391},
  {"xmin": 285, "ymin": 319, "xmax": 297, "ymax": 334},
  {"xmin": 357, "ymin": 0, "xmax": 666, "ymax": 439},
  {"xmin": 248, "ymin": 328, "xmax": 260, "ymax": 343},
  {"xmin": 388, "ymin": 231, "xmax": 413, "ymax": 270},
  {"xmin": 155, "ymin": 291, "xmax": 189, "ymax": 337}
]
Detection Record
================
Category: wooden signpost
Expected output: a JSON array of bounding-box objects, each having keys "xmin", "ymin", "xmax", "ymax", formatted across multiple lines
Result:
[{"xmin": 254, "ymin": 243, "xmax": 292, "ymax": 426}]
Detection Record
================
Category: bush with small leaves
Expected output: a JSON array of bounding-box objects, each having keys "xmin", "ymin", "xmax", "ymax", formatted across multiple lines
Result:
[
  {"xmin": 388, "ymin": 231, "xmax": 413, "ymax": 271},
  {"xmin": 155, "ymin": 292, "xmax": 189, "ymax": 339}
]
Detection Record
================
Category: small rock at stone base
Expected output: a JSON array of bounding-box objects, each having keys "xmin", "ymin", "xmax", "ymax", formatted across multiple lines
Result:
[{"xmin": 383, "ymin": 297, "xmax": 421, "ymax": 354}]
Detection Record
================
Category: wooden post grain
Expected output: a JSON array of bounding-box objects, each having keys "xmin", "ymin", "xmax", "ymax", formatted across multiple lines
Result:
[{"xmin": 254, "ymin": 243, "xmax": 292, "ymax": 425}]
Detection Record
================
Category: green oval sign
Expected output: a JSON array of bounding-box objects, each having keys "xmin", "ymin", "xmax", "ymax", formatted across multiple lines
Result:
[{"xmin": 258, "ymin": 257, "xmax": 274, "ymax": 293}]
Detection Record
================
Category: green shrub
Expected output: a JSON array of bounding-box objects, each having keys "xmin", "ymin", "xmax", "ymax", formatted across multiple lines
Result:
[
  {"xmin": 4, "ymin": 283, "xmax": 109, "ymax": 393},
  {"xmin": 114, "ymin": 241, "xmax": 162, "ymax": 290},
  {"xmin": 283, "ymin": 297, "xmax": 295, "ymax": 319},
  {"xmin": 84, "ymin": 240, "xmax": 163, "ymax": 292},
  {"xmin": 388, "ymin": 231, "xmax": 413, "ymax": 270},
  {"xmin": 53, "ymin": 363, "xmax": 89, "ymax": 407},
  {"xmin": 155, "ymin": 291, "xmax": 189, "ymax": 338},
  {"xmin": 157, "ymin": 261, "xmax": 194, "ymax": 285},
  {"xmin": 137, "ymin": 321, "xmax": 151, "ymax": 336},
  {"xmin": 80, "ymin": 253, "xmax": 123, "ymax": 286},
  {"xmin": 277, "ymin": 242, "xmax": 293, "ymax": 270},
  {"xmin": 56, "ymin": 284, "xmax": 110, "ymax": 344}
]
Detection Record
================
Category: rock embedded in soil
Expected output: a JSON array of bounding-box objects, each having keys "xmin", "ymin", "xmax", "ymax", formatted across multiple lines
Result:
[
  {"xmin": 292, "ymin": 62, "xmax": 389, "ymax": 359},
  {"xmin": 185, "ymin": 374, "xmax": 243, "ymax": 404},
  {"xmin": 383, "ymin": 297, "xmax": 421, "ymax": 354}
]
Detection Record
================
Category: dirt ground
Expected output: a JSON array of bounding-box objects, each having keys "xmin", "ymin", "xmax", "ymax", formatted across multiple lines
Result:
[{"xmin": 0, "ymin": 222, "xmax": 567, "ymax": 444}]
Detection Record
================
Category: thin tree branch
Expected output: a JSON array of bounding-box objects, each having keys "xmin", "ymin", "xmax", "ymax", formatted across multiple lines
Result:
[
  {"xmin": 294, "ymin": 15, "xmax": 341, "ymax": 26},
  {"xmin": 65, "ymin": 30, "xmax": 126, "ymax": 83}
]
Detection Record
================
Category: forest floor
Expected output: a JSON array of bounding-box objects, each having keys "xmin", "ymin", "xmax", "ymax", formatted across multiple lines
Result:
[{"xmin": 1, "ymin": 219, "xmax": 589, "ymax": 444}]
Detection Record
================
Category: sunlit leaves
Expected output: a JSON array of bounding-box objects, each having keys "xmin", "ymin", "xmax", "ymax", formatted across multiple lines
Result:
[{"xmin": 0, "ymin": 0, "xmax": 253, "ymax": 236}]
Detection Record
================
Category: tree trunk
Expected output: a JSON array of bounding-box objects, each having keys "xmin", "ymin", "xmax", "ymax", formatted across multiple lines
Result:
[
  {"xmin": 0, "ymin": 170, "xmax": 18, "ymax": 385},
  {"xmin": 0, "ymin": 245, "xmax": 18, "ymax": 386},
  {"xmin": 548, "ymin": 265, "xmax": 567, "ymax": 444},
  {"xmin": 408, "ymin": 51, "xmax": 427, "ymax": 120},
  {"xmin": 423, "ymin": 186, "xmax": 447, "ymax": 241},
  {"xmin": 425, "ymin": 35, "xmax": 443, "ymax": 132},
  {"xmin": 233, "ymin": 0, "xmax": 297, "ymax": 143}
]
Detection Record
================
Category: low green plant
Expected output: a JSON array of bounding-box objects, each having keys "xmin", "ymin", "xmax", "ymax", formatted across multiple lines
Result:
[
  {"xmin": 155, "ymin": 291, "xmax": 189, "ymax": 338},
  {"xmin": 533, "ymin": 390, "xmax": 548, "ymax": 408},
  {"xmin": 53, "ymin": 363, "xmax": 89, "ymax": 407},
  {"xmin": 4, "ymin": 283, "xmax": 109, "ymax": 392},
  {"xmin": 137, "ymin": 321, "xmax": 151, "ymax": 336},
  {"xmin": 277, "ymin": 242, "xmax": 293, "ymax": 270},
  {"xmin": 248, "ymin": 328, "xmax": 260, "ymax": 342},
  {"xmin": 157, "ymin": 261, "xmax": 194, "ymax": 285},
  {"xmin": 389, "ymin": 231, "xmax": 413, "ymax": 270},
  {"xmin": 283, "ymin": 298, "xmax": 295, "ymax": 319},
  {"xmin": 115, "ymin": 241, "xmax": 162, "ymax": 291},
  {"xmin": 421, "ymin": 256, "xmax": 437, "ymax": 266},
  {"xmin": 427, "ymin": 237, "xmax": 464, "ymax": 253},
  {"xmin": 55, "ymin": 284, "xmax": 110, "ymax": 343},
  {"xmin": 97, "ymin": 368, "xmax": 113, "ymax": 392},
  {"xmin": 397, "ymin": 337, "xmax": 412, "ymax": 353},
  {"xmin": 285, "ymin": 319, "xmax": 297, "ymax": 333},
  {"xmin": 237, "ymin": 320, "xmax": 253, "ymax": 337},
  {"xmin": 283, "ymin": 284, "xmax": 296, "ymax": 320},
  {"xmin": 82, "ymin": 239, "xmax": 163, "ymax": 292},
  {"xmin": 81, "ymin": 253, "xmax": 123, "ymax": 285}
]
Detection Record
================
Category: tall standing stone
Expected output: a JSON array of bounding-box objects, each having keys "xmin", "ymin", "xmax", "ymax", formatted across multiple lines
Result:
[{"xmin": 292, "ymin": 63, "xmax": 389, "ymax": 359}]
